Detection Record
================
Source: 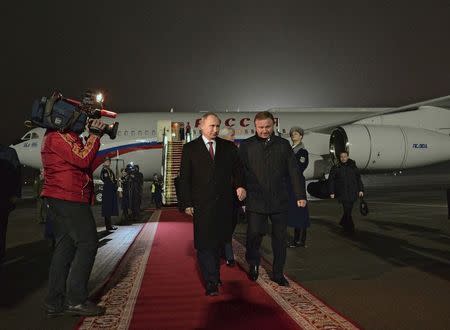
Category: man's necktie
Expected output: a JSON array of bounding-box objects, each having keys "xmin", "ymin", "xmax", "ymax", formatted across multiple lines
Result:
[{"xmin": 208, "ymin": 141, "xmax": 214, "ymax": 160}]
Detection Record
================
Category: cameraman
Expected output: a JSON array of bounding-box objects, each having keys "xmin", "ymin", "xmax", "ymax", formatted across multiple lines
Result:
[{"xmin": 41, "ymin": 119, "xmax": 106, "ymax": 317}]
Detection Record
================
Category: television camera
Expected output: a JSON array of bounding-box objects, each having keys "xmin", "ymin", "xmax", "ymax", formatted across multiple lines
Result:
[{"xmin": 30, "ymin": 90, "xmax": 119, "ymax": 139}]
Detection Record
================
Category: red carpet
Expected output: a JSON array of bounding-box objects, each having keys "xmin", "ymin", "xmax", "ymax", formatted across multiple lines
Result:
[
  {"xmin": 78, "ymin": 210, "xmax": 360, "ymax": 330},
  {"xmin": 129, "ymin": 210, "xmax": 300, "ymax": 330}
]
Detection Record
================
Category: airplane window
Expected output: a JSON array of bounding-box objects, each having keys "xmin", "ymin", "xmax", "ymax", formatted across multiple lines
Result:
[
  {"xmin": 251, "ymin": 129, "xmax": 254, "ymax": 134},
  {"xmin": 31, "ymin": 132, "xmax": 39, "ymax": 139},
  {"xmin": 151, "ymin": 130, "xmax": 155, "ymax": 136},
  {"xmin": 124, "ymin": 131, "xmax": 128, "ymax": 136},
  {"xmin": 131, "ymin": 131, "xmax": 135, "ymax": 136},
  {"xmin": 22, "ymin": 133, "xmax": 31, "ymax": 141},
  {"xmin": 245, "ymin": 129, "xmax": 248, "ymax": 134},
  {"xmin": 138, "ymin": 130, "xmax": 142, "ymax": 136},
  {"xmin": 282, "ymin": 129, "xmax": 286, "ymax": 133},
  {"xmin": 118, "ymin": 131, "xmax": 122, "ymax": 136}
]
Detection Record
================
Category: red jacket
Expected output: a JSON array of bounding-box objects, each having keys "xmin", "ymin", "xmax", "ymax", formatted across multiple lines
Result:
[{"xmin": 41, "ymin": 131, "xmax": 100, "ymax": 204}]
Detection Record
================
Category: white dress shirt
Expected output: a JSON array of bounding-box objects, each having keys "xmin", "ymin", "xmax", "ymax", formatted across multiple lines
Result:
[{"xmin": 201, "ymin": 135, "xmax": 216, "ymax": 154}]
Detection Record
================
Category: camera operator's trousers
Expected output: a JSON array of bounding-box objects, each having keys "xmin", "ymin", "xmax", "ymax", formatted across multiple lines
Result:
[{"xmin": 45, "ymin": 198, "xmax": 98, "ymax": 307}]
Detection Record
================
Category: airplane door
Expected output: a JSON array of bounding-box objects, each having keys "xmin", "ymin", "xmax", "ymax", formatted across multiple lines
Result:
[{"xmin": 157, "ymin": 120, "xmax": 172, "ymax": 143}]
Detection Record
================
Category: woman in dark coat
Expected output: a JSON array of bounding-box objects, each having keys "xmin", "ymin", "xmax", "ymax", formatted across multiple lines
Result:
[
  {"xmin": 328, "ymin": 151, "xmax": 364, "ymax": 234},
  {"xmin": 287, "ymin": 127, "xmax": 310, "ymax": 247},
  {"xmin": 101, "ymin": 158, "xmax": 119, "ymax": 230}
]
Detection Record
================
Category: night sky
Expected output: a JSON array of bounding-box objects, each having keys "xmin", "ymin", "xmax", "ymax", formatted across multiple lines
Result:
[{"xmin": 2, "ymin": 1, "xmax": 450, "ymax": 144}]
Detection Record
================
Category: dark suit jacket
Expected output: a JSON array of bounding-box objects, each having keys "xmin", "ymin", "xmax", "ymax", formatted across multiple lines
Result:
[
  {"xmin": 179, "ymin": 136, "xmax": 244, "ymax": 249},
  {"xmin": 328, "ymin": 159, "xmax": 364, "ymax": 202},
  {"xmin": 239, "ymin": 134, "xmax": 306, "ymax": 214},
  {"xmin": 100, "ymin": 166, "xmax": 119, "ymax": 217}
]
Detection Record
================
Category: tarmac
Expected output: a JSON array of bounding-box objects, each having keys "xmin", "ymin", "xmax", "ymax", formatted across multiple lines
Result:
[{"xmin": 1, "ymin": 174, "xmax": 450, "ymax": 329}]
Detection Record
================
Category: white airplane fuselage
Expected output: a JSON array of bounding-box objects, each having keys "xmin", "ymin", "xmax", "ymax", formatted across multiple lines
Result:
[{"xmin": 12, "ymin": 105, "xmax": 450, "ymax": 181}]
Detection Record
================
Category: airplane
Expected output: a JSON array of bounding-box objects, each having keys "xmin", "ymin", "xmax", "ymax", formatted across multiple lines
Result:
[{"xmin": 11, "ymin": 95, "xmax": 450, "ymax": 202}]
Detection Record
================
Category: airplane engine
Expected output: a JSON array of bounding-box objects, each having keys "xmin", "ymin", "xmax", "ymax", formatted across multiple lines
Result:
[{"xmin": 329, "ymin": 125, "xmax": 450, "ymax": 171}]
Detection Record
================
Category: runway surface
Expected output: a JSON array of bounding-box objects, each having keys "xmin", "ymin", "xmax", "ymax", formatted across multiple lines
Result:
[{"xmin": 1, "ymin": 174, "xmax": 449, "ymax": 329}]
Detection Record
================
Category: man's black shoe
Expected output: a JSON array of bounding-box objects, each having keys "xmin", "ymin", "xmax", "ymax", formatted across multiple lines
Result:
[
  {"xmin": 288, "ymin": 241, "xmax": 300, "ymax": 248},
  {"xmin": 249, "ymin": 265, "xmax": 259, "ymax": 281},
  {"xmin": 205, "ymin": 282, "xmax": 219, "ymax": 296},
  {"xmin": 65, "ymin": 301, "xmax": 106, "ymax": 316},
  {"xmin": 272, "ymin": 276, "xmax": 290, "ymax": 287},
  {"xmin": 226, "ymin": 259, "xmax": 236, "ymax": 267},
  {"xmin": 106, "ymin": 226, "xmax": 118, "ymax": 231},
  {"xmin": 43, "ymin": 303, "xmax": 64, "ymax": 318},
  {"xmin": 289, "ymin": 241, "xmax": 307, "ymax": 248},
  {"xmin": 216, "ymin": 279, "xmax": 223, "ymax": 286}
]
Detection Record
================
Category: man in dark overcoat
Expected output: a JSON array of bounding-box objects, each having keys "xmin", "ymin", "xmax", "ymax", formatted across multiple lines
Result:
[
  {"xmin": 328, "ymin": 150, "xmax": 364, "ymax": 234},
  {"xmin": 135, "ymin": 165, "xmax": 144, "ymax": 210},
  {"xmin": 239, "ymin": 111, "xmax": 306, "ymax": 286},
  {"xmin": 100, "ymin": 158, "xmax": 119, "ymax": 230},
  {"xmin": 122, "ymin": 164, "xmax": 140, "ymax": 221},
  {"xmin": 179, "ymin": 112, "xmax": 246, "ymax": 296}
]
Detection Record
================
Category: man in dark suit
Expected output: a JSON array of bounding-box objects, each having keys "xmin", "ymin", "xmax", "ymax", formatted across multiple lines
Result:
[
  {"xmin": 239, "ymin": 111, "xmax": 306, "ymax": 286},
  {"xmin": 0, "ymin": 144, "xmax": 21, "ymax": 264},
  {"xmin": 179, "ymin": 112, "xmax": 246, "ymax": 296},
  {"xmin": 100, "ymin": 158, "xmax": 119, "ymax": 231},
  {"xmin": 328, "ymin": 151, "xmax": 364, "ymax": 234}
]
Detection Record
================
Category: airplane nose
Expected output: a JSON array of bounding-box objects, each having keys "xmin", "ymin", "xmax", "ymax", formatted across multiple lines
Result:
[
  {"xmin": 10, "ymin": 142, "xmax": 40, "ymax": 168},
  {"xmin": 10, "ymin": 143, "xmax": 19, "ymax": 152}
]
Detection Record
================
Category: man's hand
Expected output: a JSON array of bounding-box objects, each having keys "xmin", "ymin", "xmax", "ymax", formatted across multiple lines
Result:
[
  {"xmin": 185, "ymin": 207, "xmax": 194, "ymax": 216},
  {"xmin": 9, "ymin": 196, "xmax": 18, "ymax": 204},
  {"xmin": 330, "ymin": 194, "xmax": 335, "ymax": 199},
  {"xmin": 88, "ymin": 119, "xmax": 106, "ymax": 136},
  {"xmin": 297, "ymin": 199, "xmax": 307, "ymax": 208},
  {"xmin": 358, "ymin": 191, "xmax": 364, "ymax": 198},
  {"xmin": 236, "ymin": 187, "xmax": 246, "ymax": 201}
]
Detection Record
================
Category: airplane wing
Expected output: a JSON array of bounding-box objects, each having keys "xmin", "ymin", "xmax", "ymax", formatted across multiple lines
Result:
[{"xmin": 307, "ymin": 95, "xmax": 450, "ymax": 134}]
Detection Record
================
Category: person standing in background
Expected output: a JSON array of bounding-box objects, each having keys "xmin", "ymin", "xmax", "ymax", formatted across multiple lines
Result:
[
  {"xmin": 135, "ymin": 165, "xmax": 144, "ymax": 211},
  {"xmin": 186, "ymin": 122, "xmax": 192, "ymax": 141},
  {"xmin": 100, "ymin": 158, "xmax": 119, "ymax": 231},
  {"xmin": 151, "ymin": 173, "xmax": 163, "ymax": 209},
  {"xmin": 287, "ymin": 127, "xmax": 310, "ymax": 248},
  {"xmin": 328, "ymin": 151, "xmax": 364, "ymax": 234},
  {"xmin": 34, "ymin": 168, "xmax": 46, "ymax": 224}
]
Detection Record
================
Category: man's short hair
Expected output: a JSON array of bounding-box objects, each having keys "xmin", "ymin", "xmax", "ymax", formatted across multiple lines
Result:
[
  {"xmin": 254, "ymin": 111, "xmax": 274, "ymax": 123},
  {"xmin": 219, "ymin": 127, "xmax": 235, "ymax": 137},
  {"xmin": 339, "ymin": 150, "xmax": 349, "ymax": 156},
  {"xmin": 201, "ymin": 112, "xmax": 221, "ymax": 123}
]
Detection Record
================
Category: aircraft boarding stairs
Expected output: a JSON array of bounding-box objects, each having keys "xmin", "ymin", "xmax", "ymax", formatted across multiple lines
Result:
[{"xmin": 161, "ymin": 140, "xmax": 183, "ymax": 205}]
